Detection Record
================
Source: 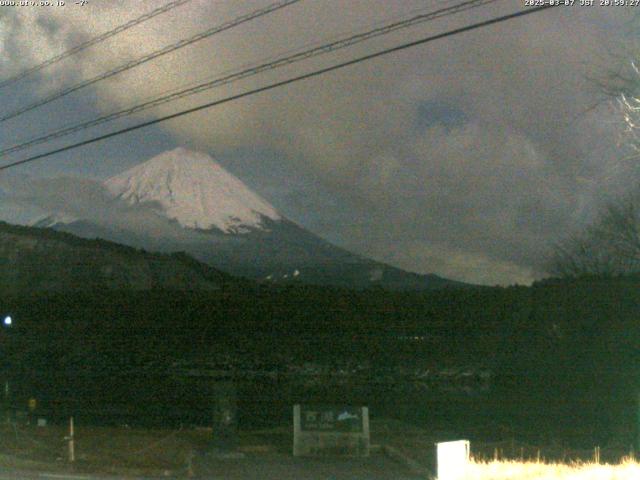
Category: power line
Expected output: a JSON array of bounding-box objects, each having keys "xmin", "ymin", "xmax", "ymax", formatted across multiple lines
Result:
[
  {"xmin": 0, "ymin": 0, "xmax": 194, "ymax": 90},
  {"xmin": 0, "ymin": 0, "xmax": 303, "ymax": 123},
  {"xmin": 0, "ymin": 4, "xmax": 557, "ymax": 173},
  {"xmin": 0, "ymin": 0, "xmax": 499, "ymax": 158}
]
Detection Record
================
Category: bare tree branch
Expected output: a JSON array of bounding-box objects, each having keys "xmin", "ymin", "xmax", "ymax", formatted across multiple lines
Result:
[{"xmin": 548, "ymin": 192, "xmax": 640, "ymax": 277}]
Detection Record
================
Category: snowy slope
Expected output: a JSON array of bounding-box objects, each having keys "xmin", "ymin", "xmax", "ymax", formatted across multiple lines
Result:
[
  {"xmin": 32, "ymin": 213, "xmax": 78, "ymax": 228},
  {"xmin": 22, "ymin": 147, "xmax": 464, "ymax": 290},
  {"xmin": 105, "ymin": 148, "xmax": 280, "ymax": 233}
]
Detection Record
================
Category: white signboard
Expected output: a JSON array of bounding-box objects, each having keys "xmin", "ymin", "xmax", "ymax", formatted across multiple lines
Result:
[
  {"xmin": 437, "ymin": 440, "xmax": 470, "ymax": 480},
  {"xmin": 293, "ymin": 404, "xmax": 370, "ymax": 457}
]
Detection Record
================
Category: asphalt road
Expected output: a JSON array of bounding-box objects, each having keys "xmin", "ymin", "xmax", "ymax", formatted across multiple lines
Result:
[
  {"xmin": 194, "ymin": 452, "xmax": 426, "ymax": 480},
  {"xmin": 0, "ymin": 472, "xmax": 126, "ymax": 480},
  {"xmin": 0, "ymin": 452, "xmax": 426, "ymax": 480},
  {"xmin": 0, "ymin": 472, "xmax": 182, "ymax": 480}
]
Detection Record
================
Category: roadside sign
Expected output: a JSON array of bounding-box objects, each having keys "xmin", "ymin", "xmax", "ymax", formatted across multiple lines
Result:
[{"xmin": 293, "ymin": 404, "xmax": 369, "ymax": 457}]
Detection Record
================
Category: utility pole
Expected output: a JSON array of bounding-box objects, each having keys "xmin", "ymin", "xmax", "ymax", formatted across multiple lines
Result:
[
  {"xmin": 67, "ymin": 417, "xmax": 75, "ymax": 463},
  {"xmin": 3, "ymin": 380, "xmax": 9, "ymax": 424},
  {"xmin": 637, "ymin": 393, "xmax": 640, "ymax": 453},
  {"xmin": 2, "ymin": 316, "xmax": 12, "ymax": 425}
]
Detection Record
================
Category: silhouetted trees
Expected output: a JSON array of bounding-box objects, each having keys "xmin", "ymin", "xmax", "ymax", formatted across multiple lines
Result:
[
  {"xmin": 550, "ymin": 37, "xmax": 640, "ymax": 277},
  {"xmin": 548, "ymin": 191, "xmax": 640, "ymax": 276}
]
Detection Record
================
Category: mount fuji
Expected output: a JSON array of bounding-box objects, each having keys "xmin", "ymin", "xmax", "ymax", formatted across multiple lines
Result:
[
  {"xmin": 35, "ymin": 148, "xmax": 461, "ymax": 290},
  {"xmin": 105, "ymin": 148, "xmax": 280, "ymax": 234}
]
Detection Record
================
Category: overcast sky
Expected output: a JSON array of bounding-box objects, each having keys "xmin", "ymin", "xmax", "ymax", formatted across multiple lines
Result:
[{"xmin": 0, "ymin": 0, "xmax": 636, "ymax": 285}]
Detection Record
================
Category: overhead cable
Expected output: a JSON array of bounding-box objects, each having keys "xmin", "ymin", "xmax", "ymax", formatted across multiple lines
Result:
[
  {"xmin": 0, "ymin": 0, "xmax": 303, "ymax": 123},
  {"xmin": 0, "ymin": 0, "xmax": 194, "ymax": 90},
  {"xmin": 0, "ymin": 4, "xmax": 557, "ymax": 172},
  {"xmin": 0, "ymin": 0, "xmax": 498, "ymax": 157}
]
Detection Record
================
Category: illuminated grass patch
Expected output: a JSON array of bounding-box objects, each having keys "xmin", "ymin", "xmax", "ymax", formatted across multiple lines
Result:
[{"xmin": 466, "ymin": 459, "xmax": 640, "ymax": 480}]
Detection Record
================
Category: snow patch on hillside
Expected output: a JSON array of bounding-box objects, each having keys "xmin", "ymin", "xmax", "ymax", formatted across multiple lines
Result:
[{"xmin": 32, "ymin": 213, "xmax": 78, "ymax": 228}]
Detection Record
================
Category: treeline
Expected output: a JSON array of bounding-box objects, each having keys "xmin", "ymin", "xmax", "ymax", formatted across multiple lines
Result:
[
  {"xmin": 0, "ymin": 274, "xmax": 638, "ymax": 442},
  {"xmin": 1, "ymin": 274, "xmax": 637, "ymax": 377}
]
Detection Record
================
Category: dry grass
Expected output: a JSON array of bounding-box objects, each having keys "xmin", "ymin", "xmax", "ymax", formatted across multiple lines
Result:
[
  {"xmin": 0, "ymin": 419, "xmax": 637, "ymax": 479},
  {"xmin": 0, "ymin": 423, "xmax": 212, "ymax": 476},
  {"xmin": 369, "ymin": 418, "xmax": 640, "ymax": 479},
  {"xmin": 0, "ymin": 422, "xmax": 289, "ymax": 476},
  {"xmin": 465, "ymin": 459, "xmax": 640, "ymax": 480}
]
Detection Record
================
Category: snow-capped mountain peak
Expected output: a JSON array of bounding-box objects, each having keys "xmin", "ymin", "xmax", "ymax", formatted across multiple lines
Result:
[{"xmin": 104, "ymin": 147, "xmax": 280, "ymax": 233}]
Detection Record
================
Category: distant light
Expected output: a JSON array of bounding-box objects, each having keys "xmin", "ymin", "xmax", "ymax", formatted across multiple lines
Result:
[{"xmin": 3, "ymin": 316, "xmax": 12, "ymax": 326}]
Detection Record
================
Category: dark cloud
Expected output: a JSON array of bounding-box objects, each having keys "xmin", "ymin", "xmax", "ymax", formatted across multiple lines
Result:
[{"xmin": 0, "ymin": 1, "xmax": 635, "ymax": 284}]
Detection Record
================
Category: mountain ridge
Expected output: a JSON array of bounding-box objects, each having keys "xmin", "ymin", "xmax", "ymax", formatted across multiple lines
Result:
[
  {"xmin": 27, "ymin": 147, "xmax": 467, "ymax": 290},
  {"xmin": 0, "ymin": 221, "xmax": 231, "ymax": 295}
]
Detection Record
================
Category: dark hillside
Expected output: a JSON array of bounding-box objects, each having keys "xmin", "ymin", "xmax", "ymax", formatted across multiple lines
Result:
[
  {"xmin": 0, "ymin": 221, "xmax": 232, "ymax": 294},
  {"xmin": 0, "ymin": 227, "xmax": 636, "ymax": 444}
]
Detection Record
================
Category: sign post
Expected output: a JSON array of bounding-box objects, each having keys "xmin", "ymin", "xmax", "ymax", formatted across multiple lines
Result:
[
  {"xmin": 637, "ymin": 392, "xmax": 640, "ymax": 454},
  {"xmin": 211, "ymin": 381, "xmax": 237, "ymax": 452}
]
